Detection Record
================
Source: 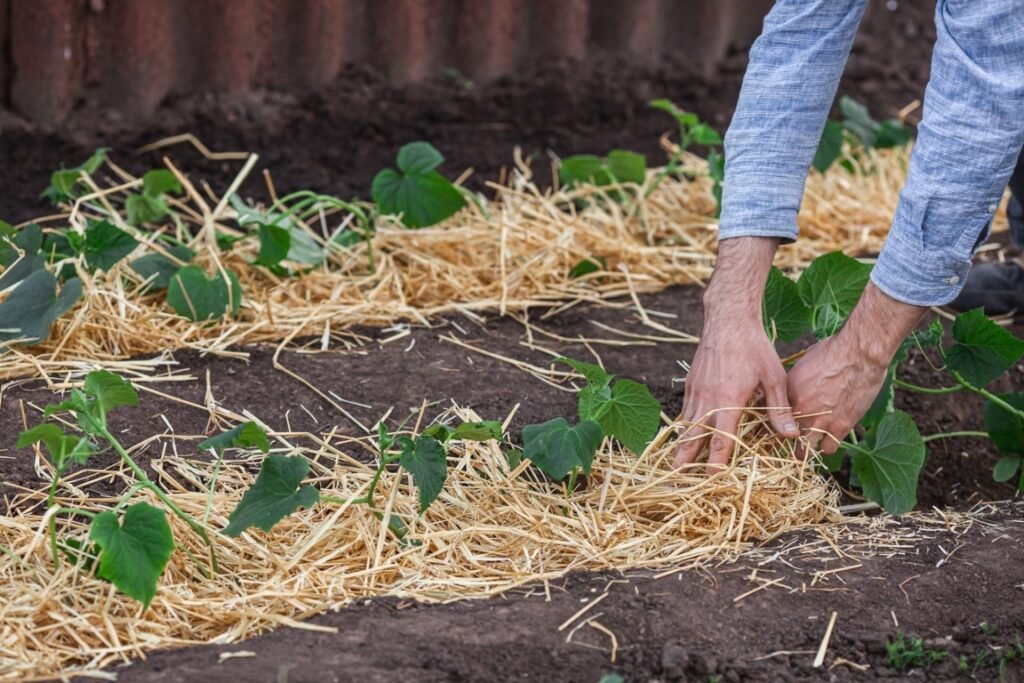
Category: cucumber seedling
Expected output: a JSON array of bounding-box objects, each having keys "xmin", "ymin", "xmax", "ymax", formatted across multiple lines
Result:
[
  {"xmin": 764, "ymin": 252, "xmax": 1024, "ymax": 514},
  {"xmin": 18, "ymin": 370, "xmax": 234, "ymax": 607}
]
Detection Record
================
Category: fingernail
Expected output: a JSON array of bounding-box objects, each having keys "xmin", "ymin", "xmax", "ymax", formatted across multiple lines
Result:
[{"xmin": 784, "ymin": 421, "xmax": 798, "ymax": 433}]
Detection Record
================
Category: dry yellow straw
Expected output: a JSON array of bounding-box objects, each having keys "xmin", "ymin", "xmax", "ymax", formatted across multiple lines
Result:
[
  {"xmin": 0, "ymin": 407, "xmax": 836, "ymax": 681},
  {"xmin": 4, "ymin": 145, "xmax": 1003, "ymax": 383}
]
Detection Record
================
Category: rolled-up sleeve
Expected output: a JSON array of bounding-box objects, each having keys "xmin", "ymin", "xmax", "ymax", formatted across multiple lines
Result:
[
  {"xmin": 719, "ymin": 0, "xmax": 868, "ymax": 242},
  {"xmin": 871, "ymin": 1, "xmax": 1024, "ymax": 306}
]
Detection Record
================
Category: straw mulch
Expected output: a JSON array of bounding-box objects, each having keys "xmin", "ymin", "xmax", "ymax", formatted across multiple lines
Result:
[
  {"xmin": 1, "ymin": 407, "xmax": 837, "ymax": 681},
  {"xmin": 5, "ymin": 143, "xmax": 997, "ymax": 383}
]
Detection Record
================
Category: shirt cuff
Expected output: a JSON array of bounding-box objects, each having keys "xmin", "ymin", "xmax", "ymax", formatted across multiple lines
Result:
[
  {"xmin": 870, "ymin": 214, "xmax": 974, "ymax": 307},
  {"xmin": 718, "ymin": 174, "xmax": 802, "ymax": 244}
]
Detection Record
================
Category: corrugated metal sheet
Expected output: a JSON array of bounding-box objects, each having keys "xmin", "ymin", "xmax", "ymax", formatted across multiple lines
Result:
[{"xmin": 1, "ymin": 0, "xmax": 774, "ymax": 126}]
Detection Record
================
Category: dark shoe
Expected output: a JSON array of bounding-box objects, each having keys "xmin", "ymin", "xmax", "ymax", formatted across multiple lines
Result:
[
  {"xmin": 1009, "ymin": 194, "xmax": 1024, "ymax": 249},
  {"xmin": 949, "ymin": 262, "xmax": 1024, "ymax": 315}
]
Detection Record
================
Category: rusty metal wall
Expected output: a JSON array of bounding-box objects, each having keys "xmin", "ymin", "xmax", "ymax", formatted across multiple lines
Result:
[{"xmin": 1, "ymin": 0, "xmax": 773, "ymax": 126}]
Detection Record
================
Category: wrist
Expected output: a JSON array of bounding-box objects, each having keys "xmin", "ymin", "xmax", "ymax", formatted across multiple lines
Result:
[
  {"xmin": 837, "ymin": 282, "xmax": 927, "ymax": 367},
  {"xmin": 703, "ymin": 236, "xmax": 780, "ymax": 324}
]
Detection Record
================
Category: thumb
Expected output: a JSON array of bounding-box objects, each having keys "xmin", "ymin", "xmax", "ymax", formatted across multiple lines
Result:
[{"xmin": 763, "ymin": 373, "xmax": 799, "ymax": 439}]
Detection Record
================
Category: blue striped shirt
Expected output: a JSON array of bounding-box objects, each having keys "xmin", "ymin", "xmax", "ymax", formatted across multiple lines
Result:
[{"xmin": 719, "ymin": 0, "xmax": 1024, "ymax": 306}]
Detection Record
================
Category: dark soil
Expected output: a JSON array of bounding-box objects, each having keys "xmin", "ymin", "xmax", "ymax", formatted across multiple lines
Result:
[
  {"xmin": 79, "ymin": 504, "xmax": 1024, "ymax": 683},
  {"xmin": 3, "ymin": 284, "xmax": 1021, "ymax": 514},
  {"xmin": 0, "ymin": 1, "xmax": 936, "ymax": 226},
  {"xmin": 7, "ymin": 4, "xmax": 1024, "ymax": 680}
]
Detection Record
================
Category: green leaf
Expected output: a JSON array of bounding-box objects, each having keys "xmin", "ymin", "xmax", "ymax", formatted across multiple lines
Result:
[
  {"xmin": 874, "ymin": 120, "xmax": 912, "ymax": 149},
  {"xmin": 993, "ymin": 456, "xmax": 1021, "ymax": 483},
  {"xmin": 372, "ymin": 142, "xmax": 466, "ymax": 228},
  {"xmin": 850, "ymin": 410, "xmax": 925, "ymax": 515},
  {"xmin": 90, "ymin": 503, "xmax": 174, "ymax": 608},
  {"xmin": 397, "ymin": 142, "xmax": 445, "ymax": 175},
  {"xmin": 448, "ymin": 420, "xmax": 503, "ymax": 442},
  {"xmin": 559, "ymin": 155, "xmax": 604, "ymax": 186},
  {"xmin": 0, "ymin": 270, "xmax": 82, "ymax": 345},
  {"xmin": 763, "ymin": 266, "xmax": 811, "ymax": 342},
  {"xmin": 839, "ymin": 96, "xmax": 879, "ymax": 147},
  {"xmin": 796, "ymin": 251, "xmax": 871, "ymax": 338},
  {"xmin": 17, "ymin": 423, "xmax": 94, "ymax": 472},
  {"xmin": 568, "ymin": 257, "xmax": 606, "ymax": 279},
  {"xmin": 605, "ymin": 150, "xmax": 647, "ymax": 184},
  {"xmin": 398, "ymin": 436, "xmax": 448, "ymax": 513},
  {"xmin": 578, "ymin": 379, "xmax": 661, "ymax": 455},
  {"xmin": 649, "ymin": 99, "xmax": 698, "ymax": 128},
  {"xmin": 42, "ymin": 149, "xmax": 109, "ymax": 204},
  {"xmin": 690, "ymin": 123, "xmax": 722, "ymax": 147},
  {"xmin": 946, "ymin": 309, "xmax": 1024, "ymax": 388},
  {"xmin": 559, "ymin": 151, "xmax": 647, "ymax": 189},
  {"xmin": 0, "ymin": 253, "xmax": 46, "ymax": 291},
  {"xmin": 522, "ymin": 417, "xmax": 603, "ymax": 480},
  {"xmin": 230, "ymin": 194, "xmax": 283, "ymax": 227},
  {"xmin": 141, "ymin": 169, "xmax": 182, "ymax": 198},
  {"xmin": 199, "ymin": 422, "xmax": 271, "ymax": 453},
  {"xmin": 80, "ymin": 219, "xmax": 139, "ymax": 272},
  {"xmin": 84, "ymin": 370, "xmax": 139, "ymax": 416},
  {"xmin": 255, "ymin": 223, "xmax": 291, "ymax": 267},
  {"xmin": 838, "ymin": 96, "xmax": 910, "ymax": 150},
  {"xmin": 556, "ymin": 356, "xmax": 612, "ymax": 388},
  {"xmin": 166, "ymin": 265, "xmax": 242, "ymax": 321},
  {"xmin": 131, "ymin": 245, "xmax": 194, "ymax": 290},
  {"xmin": 224, "ymin": 455, "xmax": 320, "ymax": 536},
  {"xmin": 125, "ymin": 194, "xmax": 170, "ymax": 226},
  {"xmin": 983, "ymin": 393, "xmax": 1024, "ymax": 454},
  {"xmin": 813, "ymin": 120, "xmax": 845, "ymax": 173},
  {"xmin": 282, "ymin": 227, "xmax": 324, "ymax": 266},
  {"xmin": 377, "ymin": 422, "xmax": 393, "ymax": 453}
]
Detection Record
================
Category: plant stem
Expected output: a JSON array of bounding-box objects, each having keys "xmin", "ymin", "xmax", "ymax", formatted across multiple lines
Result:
[
  {"xmin": 893, "ymin": 379, "xmax": 962, "ymax": 395},
  {"xmin": 922, "ymin": 431, "xmax": 988, "ymax": 443},
  {"xmin": 101, "ymin": 428, "xmax": 219, "ymax": 574},
  {"xmin": 320, "ymin": 495, "xmax": 368, "ymax": 507}
]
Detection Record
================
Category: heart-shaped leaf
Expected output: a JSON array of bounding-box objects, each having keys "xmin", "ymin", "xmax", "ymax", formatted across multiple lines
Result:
[
  {"xmin": 372, "ymin": 142, "xmax": 466, "ymax": 228},
  {"xmin": 557, "ymin": 356, "xmax": 612, "ymax": 388},
  {"xmin": 90, "ymin": 503, "xmax": 174, "ymax": 608},
  {"xmin": 126, "ymin": 195, "xmax": 169, "ymax": 226},
  {"xmin": 81, "ymin": 219, "xmax": 139, "ymax": 272},
  {"xmin": 797, "ymin": 251, "xmax": 871, "ymax": 339},
  {"xmin": 42, "ymin": 148, "xmax": 109, "ymax": 204},
  {"xmin": 851, "ymin": 410, "xmax": 925, "ymax": 515},
  {"xmin": 993, "ymin": 456, "xmax": 1021, "ymax": 483},
  {"xmin": 17, "ymin": 423, "xmax": 95, "ymax": 473},
  {"xmin": 522, "ymin": 417, "xmax": 603, "ymax": 480},
  {"xmin": 983, "ymin": 393, "xmax": 1024, "ymax": 454},
  {"xmin": 946, "ymin": 309, "xmax": 1024, "ymax": 388},
  {"xmin": 578, "ymin": 379, "xmax": 661, "ymax": 455},
  {"xmin": 84, "ymin": 370, "xmax": 139, "ymax": 416},
  {"xmin": 224, "ymin": 455, "xmax": 320, "ymax": 536},
  {"xmin": 166, "ymin": 265, "xmax": 242, "ymax": 321},
  {"xmin": 0, "ymin": 270, "xmax": 82, "ymax": 345},
  {"xmin": 763, "ymin": 266, "xmax": 811, "ymax": 342},
  {"xmin": 131, "ymin": 245, "xmax": 194, "ymax": 290},
  {"xmin": 398, "ymin": 435, "xmax": 448, "ymax": 513}
]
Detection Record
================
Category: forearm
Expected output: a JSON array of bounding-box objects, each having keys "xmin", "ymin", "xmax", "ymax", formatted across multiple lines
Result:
[
  {"xmin": 719, "ymin": 0, "xmax": 868, "ymax": 242},
  {"xmin": 703, "ymin": 237, "xmax": 779, "ymax": 324},
  {"xmin": 872, "ymin": 1, "xmax": 1024, "ymax": 306}
]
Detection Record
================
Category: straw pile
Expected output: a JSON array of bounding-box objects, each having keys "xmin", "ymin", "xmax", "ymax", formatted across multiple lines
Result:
[
  {"xmin": 4, "ymin": 142, "xmax": 995, "ymax": 383},
  {"xmin": 0, "ymin": 407, "xmax": 837, "ymax": 681}
]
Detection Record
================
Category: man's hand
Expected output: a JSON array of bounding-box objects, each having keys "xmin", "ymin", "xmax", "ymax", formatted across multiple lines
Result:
[
  {"xmin": 675, "ymin": 237, "xmax": 800, "ymax": 469},
  {"xmin": 787, "ymin": 281, "xmax": 926, "ymax": 453}
]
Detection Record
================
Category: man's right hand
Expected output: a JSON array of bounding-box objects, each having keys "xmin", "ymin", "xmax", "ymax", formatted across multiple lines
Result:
[{"xmin": 674, "ymin": 237, "xmax": 800, "ymax": 469}]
